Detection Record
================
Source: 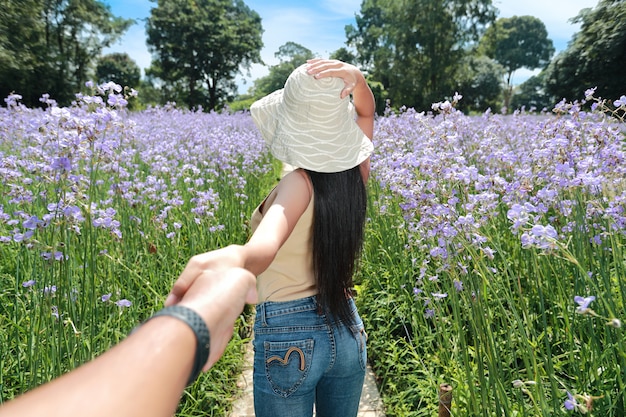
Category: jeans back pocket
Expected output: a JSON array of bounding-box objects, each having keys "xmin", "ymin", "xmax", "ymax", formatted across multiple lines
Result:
[{"xmin": 264, "ymin": 339, "xmax": 314, "ymax": 398}]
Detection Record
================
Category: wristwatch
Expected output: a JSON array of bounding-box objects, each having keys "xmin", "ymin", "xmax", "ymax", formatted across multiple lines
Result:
[{"xmin": 144, "ymin": 305, "xmax": 211, "ymax": 385}]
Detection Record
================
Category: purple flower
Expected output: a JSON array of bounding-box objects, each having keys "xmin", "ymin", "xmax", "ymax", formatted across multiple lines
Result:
[
  {"xmin": 613, "ymin": 95, "xmax": 626, "ymax": 107},
  {"xmin": 482, "ymin": 246, "xmax": 495, "ymax": 259},
  {"xmin": 453, "ymin": 280, "xmax": 464, "ymax": 292},
  {"xmin": 431, "ymin": 292, "xmax": 448, "ymax": 299},
  {"xmin": 41, "ymin": 251, "xmax": 66, "ymax": 261},
  {"xmin": 22, "ymin": 216, "xmax": 40, "ymax": 230},
  {"xmin": 100, "ymin": 81, "xmax": 122, "ymax": 93},
  {"xmin": 62, "ymin": 205, "xmax": 85, "ymax": 222},
  {"xmin": 425, "ymin": 308, "xmax": 435, "ymax": 319},
  {"xmin": 531, "ymin": 224, "xmax": 557, "ymax": 240},
  {"xmin": 22, "ymin": 280, "xmax": 36, "ymax": 288},
  {"xmin": 115, "ymin": 299, "xmax": 132, "ymax": 308},
  {"xmin": 4, "ymin": 93, "xmax": 22, "ymax": 107},
  {"xmin": 101, "ymin": 293, "xmax": 112, "ymax": 302},
  {"xmin": 564, "ymin": 391, "xmax": 577, "ymax": 411},
  {"xmin": 584, "ymin": 87, "xmax": 596, "ymax": 100},
  {"xmin": 107, "ymin": 93, "xmax": 128, "ymax": 108},
  {"xmin": 574, "ymin": 295, "xmax": 595, "ymax": 314},
  {"xmin": 13, "ymin": 232, "xmax": 27, "ymax": 243},
  {"xmin": 521, "ymin": 224, "xmax": 559, "ymax": 250},
  {"xmin": 51, "ymin": 157, "xmax": 72, "ymax": 172}
]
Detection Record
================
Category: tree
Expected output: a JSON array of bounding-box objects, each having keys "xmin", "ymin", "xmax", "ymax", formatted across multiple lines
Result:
[
  {"xmin": 0, "ymin": 0, "xmax": 48, "ymax": 105},
  {"xmin": 251, "ymin": 42, "xmax": 314, "ymax": 98},
  {"xmin": 545, "ymin": 0, "xmax": 626, "ymax": 102},
  {"xmin": 329, "ymin": 47, "xmax": 357, "ymax": 65},
  {"xmin": 479, "ymin": 15, "xmax": 554, "ymax": 111},
  {"xmin": 346, "ymin": 0, "xmax": 496, "ymax": 112},
  {"xmin": 146, "ymin": 0, "xmax": 263, "ymax": 110},
  {"xmin": 510, "ymin": 72, "xmax": 554, "ymax": 112},
  {"xmin": 455, "ymin": 55, "xmax": 505, "ymax": 113},
  {"xmin": 96, "ymin": 53, "xmax": 141, "ymax": 88},
  {"xmin": 0, "ymin": 0, "xmax": 131, "ymax": 106}
]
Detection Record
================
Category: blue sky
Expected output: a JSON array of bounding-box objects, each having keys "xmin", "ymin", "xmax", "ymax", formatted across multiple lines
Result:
[{"xmin": 102, "ymin": 0, "xmax": 599, "ymax": 92}]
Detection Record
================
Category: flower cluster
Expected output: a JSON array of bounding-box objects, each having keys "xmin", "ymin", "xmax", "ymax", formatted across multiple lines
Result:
[
  {"xmin": 371, "ymin": 92, "xmax": 626, "ymax": 318},
  {"xmin": 0, "ymin": 84, "xmax": 270, "ymax": 256}
]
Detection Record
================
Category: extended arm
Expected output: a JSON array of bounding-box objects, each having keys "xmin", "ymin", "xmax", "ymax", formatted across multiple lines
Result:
[
  {"xmin": 0, "ymin": 268, "xmax": 256, "ymax": 417},
  {"xmin": 166, "ymin": 169, "xmax": 312, "ymax": 305}
]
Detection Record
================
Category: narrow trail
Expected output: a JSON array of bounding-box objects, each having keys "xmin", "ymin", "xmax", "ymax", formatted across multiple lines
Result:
[{"xmin": 229, "ymin": 339, "xmax": 385, "ymax": 417}]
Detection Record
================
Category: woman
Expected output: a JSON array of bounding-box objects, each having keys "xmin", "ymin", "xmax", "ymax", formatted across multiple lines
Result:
[{"xmin": 169, "ymin": 58, "xmax": 375, "ymax": 417}]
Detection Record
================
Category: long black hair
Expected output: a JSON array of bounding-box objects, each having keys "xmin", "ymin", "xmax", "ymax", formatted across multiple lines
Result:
[{"xmin": 304, "ymin": 166, "xmax": 367, "ymax": 325}]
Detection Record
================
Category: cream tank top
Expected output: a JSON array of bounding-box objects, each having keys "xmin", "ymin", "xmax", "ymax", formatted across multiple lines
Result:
[{"xmin": 250, "ymin": 188, "xmax": 317, "ymax": 302}]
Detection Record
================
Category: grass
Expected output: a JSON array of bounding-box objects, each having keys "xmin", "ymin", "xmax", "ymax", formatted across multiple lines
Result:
[{"xmin": 1, "ymin": 88, "xmax": 625, "ymax": 416}]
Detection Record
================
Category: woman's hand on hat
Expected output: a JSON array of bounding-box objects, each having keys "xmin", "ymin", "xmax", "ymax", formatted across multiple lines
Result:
[{"xmin": 306, "ymin": 59, "xmax": 361, "ymax": 99}]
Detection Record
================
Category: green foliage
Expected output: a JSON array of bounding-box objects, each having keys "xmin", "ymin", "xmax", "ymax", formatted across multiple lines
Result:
[
  {"xmin": 96, "ymin": 53, "xmax": 141, "ymax": 89},
  {"xmin": 0, "ymin": 0, "xmax": 132, "ymax": 106},
  {"xmin": 0, "ymin": 95, "xmax": 280, "ymax": 414},
  {"xmin": 146, "ymin": 0, "xmax": 263, "ymax": 110},
  {"xmin": 455, "ymin": 55, "xmax": 505, "ymax": 113},
  {"xmin": 479, "ymin": 15, "xmax": 554, "ymax": 111},
  {"xmin": 510, "ymin": 72, "xmax": 554, "ymax": 112},
  {"xmin": 360, "ymin": 183, "xmax": 626, "ymax": 416},
  {"xmin": 250, "ymin": 42, "xmax": 313, "ymax": 98},
  {"xmin": 226, "ymin": 95, "xmax": 256, "ymax": 113},
  {"xmin": 545, "ymin": 0, "xmax": 626, "ymax": 102},
  {"xmin": 346, "ymin": 0, "xmax": 496, "ymax": 113},
  {"xmin": 480, "ymin": 16, "xmax": 554, "ymax": 81},
  {"xmin": 329, "ymin": 47, "xmax": 357, "ymax": 64}
]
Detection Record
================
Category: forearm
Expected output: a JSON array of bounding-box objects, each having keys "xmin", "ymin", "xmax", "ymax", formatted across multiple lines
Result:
[
  {"xmin": 241, "ymin": 239, "xmax": 279, "ymax": 277},
  {"xmin": 0, "ymin": 317, "xmax": 194, "ymax": 417},
  {"xmin": 352, "ymin": 73, "xmax": 375, "ymax": 120},
  {"xmin": 352, "ymin": 71, "xmax": 375, "ymax": 182}
]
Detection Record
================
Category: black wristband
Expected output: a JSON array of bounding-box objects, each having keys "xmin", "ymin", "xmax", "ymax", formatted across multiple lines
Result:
[{"xmin": 146, "ymin": 305, "xmax": 211, "ymax": 386}]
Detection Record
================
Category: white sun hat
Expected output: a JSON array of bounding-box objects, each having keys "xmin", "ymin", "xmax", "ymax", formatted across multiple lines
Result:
[{"xmin": 250, "ymin": 64, "xmax": 373, "ymax": 173}]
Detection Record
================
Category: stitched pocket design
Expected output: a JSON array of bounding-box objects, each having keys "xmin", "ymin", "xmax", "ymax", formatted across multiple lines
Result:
[{"xmin": 263, "ymin": 339, "xmax": 314, "ymax": 398}]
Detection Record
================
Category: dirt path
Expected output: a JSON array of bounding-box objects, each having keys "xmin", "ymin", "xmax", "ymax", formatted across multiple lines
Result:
[{"xmin": 229, "ymin": 340, "xmax": 385, "ymax": 417}]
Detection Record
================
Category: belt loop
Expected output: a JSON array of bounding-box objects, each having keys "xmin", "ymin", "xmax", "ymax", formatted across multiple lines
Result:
[{"xmin": 258, "ymin": 302, "xmax": 268, "ymax": 327}]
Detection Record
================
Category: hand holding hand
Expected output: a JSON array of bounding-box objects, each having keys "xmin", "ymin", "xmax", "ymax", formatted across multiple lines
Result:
[
  {"xmin": 165, "ymin": 245, "xmax": 246, "ymax": 306},
  {"xmin": 165, "ymin": 246, "xmax": 256, "ymax": 370},
  {"xmin": 171, "ymin": 267, "xmax": 256, "ymax": 369}
]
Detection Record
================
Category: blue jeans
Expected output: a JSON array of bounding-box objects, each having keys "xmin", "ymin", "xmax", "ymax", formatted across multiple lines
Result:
[{"xmin": 252, "ymin": 296, "xmax": 367, "ymax": 417}]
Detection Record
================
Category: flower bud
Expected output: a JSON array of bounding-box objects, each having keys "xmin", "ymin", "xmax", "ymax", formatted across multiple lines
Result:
[{"xmin": 607, "ymin": 318, "xmax": 621, "ymax": 328}]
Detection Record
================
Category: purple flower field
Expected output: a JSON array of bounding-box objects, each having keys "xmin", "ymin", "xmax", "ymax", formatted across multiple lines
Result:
[
  {"xmin": 373, "ymin": 99, "xmax": 626, "ymax": 262},
  {"xmin": 1, "ymin": 86, "xmax": 271, "ymax": 248},
  {"xmin": 1, "ymin": 85, "xmax": 625, "ymax": 415},
  {"xmin": 0, "ymin": 86, "xmax": 276, "ymax": 411},
  {"xmin": 362, "ymin": 95, "xmax": 625, "ymax": 416}
]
